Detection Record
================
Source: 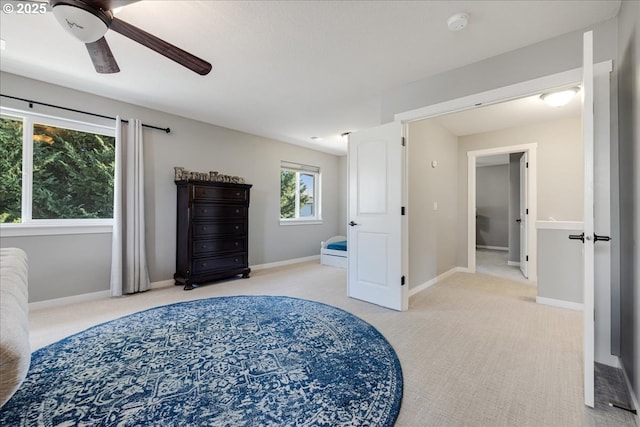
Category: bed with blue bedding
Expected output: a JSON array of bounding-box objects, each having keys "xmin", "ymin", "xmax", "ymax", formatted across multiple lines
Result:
[{"xmin": 321, "ymin": 235, "xmax": 347, "ymax": 269}]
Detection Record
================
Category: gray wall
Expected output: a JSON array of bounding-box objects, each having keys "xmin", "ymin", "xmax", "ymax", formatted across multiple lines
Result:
[
  {"xmin": 407, "ymin": 119, "xmax": 458, "ymax": 289},
  {"xmin": 616, "ymin": 0, "xmax": 639, "ymax": 406},
  {"xmin": 476, "ymin": 165, "xmax": 509, "ymax": 248},
  {"xmin": 0, "ymin": 72, "xmax": 342, "ymax": 302},
  {"xmin": 537, "ymin": 227, "xmax": 583, "ymax": 304},
  {"xmin": 508, "ymin": 153, "xmax": 523, "ymax": 263},
  {"xmin": 457, "ymin": 118, "xmax": 583, "ymax": 267}
]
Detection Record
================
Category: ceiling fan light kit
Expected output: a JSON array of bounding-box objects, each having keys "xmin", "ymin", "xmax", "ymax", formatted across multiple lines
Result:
[
  {"xmin": 48, "ymin": 0, "xmax": 212, "ymax": 75},
  {"xmin": 51, "ymin": 0, "xmax": 111, "ymax": 43}
]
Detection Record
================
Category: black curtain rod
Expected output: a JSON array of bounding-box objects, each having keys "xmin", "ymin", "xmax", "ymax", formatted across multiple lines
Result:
[{"xmin": 0, "ymin": 94, "xmax": 171, "ymax": 133}]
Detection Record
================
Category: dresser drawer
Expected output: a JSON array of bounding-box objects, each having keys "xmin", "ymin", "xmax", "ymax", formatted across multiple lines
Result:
[
  {"xmin": 192, "ymin": 221, "xmax": 246, "ymax": 237},
  {"xmin": 193, "ymin": 238, "xmax": 246, "ymax": 256},
  {"xmin": 191, "ymin": 204, "xmax": 247, "ymax": 219},
  {"xmin": 192, "ymin": 254, "xmax": 248, "ymax": 275},
  {"xmin": 193, "ymin": 185, "xmax": 249, "ymax": 203}
]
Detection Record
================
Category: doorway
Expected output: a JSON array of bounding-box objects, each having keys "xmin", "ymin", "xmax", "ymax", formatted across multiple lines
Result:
[
  {"xmin": 467, "ymin": 144, "xmax": 538, "ymax": 281},
  {"xmin": 475, "ymin": 151, "xmax": 528, "ymax": 282}
]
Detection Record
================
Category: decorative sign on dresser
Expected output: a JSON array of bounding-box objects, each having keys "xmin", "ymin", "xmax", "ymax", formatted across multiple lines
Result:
[{"xmin": 174, "ymin": 169, "xmax": 252, "ymax": 290}]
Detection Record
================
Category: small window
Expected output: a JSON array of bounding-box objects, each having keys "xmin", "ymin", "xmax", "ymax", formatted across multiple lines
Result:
[
  {"xmin": 280, "ymin": 161, "xmax": 321, "ymax": 224},
  {"xmin": 0, "ymin": 109, "xmax": 115, "ymax": 226}
]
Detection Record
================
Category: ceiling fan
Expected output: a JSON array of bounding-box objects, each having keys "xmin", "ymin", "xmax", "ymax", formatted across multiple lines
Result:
[{"xmin": 43, "ymin": 0, "xmax": 212, "ymax": 75}]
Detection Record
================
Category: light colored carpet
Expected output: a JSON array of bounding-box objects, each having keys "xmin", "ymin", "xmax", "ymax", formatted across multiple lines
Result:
[
  {"xmin": 28, "ymin": 262, "xmax": 633, "ymax": 426},
  {"xmin": 476, "ymin": 248, "xmax": 528, "ymax": 282}
]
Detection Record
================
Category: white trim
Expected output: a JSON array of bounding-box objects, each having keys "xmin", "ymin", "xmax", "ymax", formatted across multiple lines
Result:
[
  {"xmin": 279, "ymin": 220, "xmax": 323, "ymax": 226},
  {"xmin": 394, "ymin": 61, "xmax": 612, "ymax": 125},
  {"xmin": 536, "ymin": 296, "xmax": 584, "ymax": 311},
  {"xmin": 507, "ymin": 261, "xmax": 521, "ymax": 266},
  {"xmin": 409, "ymin": 267, "xmax": 466, "ymax": 296},
  {"xmin": 467, "ymin": 144, "xmax": 538, "ymax": 282},
  {"xmin": 476, "ymin": 245, "xmax": 508, "ymax": 251},
  {"xmin": 28, "ymin": 290, "xmax": 111, "ymax": 311},
  {"xmin": 536, "ymin": 220, "xmax": 584, "ymax": 230},
  {"xmin": 251, "ymin": 255, "xmax": 320, "ymax": 271},
  {"xmin": 395, "ymin": 69, "xmax": 582, "ymax": 123},
  {"xmin": 1, "ymin": 222, "xmax": 113, "ymax": 237}
]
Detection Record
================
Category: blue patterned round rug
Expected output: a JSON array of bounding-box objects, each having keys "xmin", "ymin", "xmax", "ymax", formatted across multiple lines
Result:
[{"xmin": 1, "ymin": 296, "xmax": 402, "ymax": 426}]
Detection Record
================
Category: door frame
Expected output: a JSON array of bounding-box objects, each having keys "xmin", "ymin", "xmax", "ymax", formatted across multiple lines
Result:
[
  {"xmin": 396, "ymin": 68, "xmax": 581, "ymax": 278},
  {"xmin": 467, "ymin": 144, "xmax": 537, "ymax": 280}
]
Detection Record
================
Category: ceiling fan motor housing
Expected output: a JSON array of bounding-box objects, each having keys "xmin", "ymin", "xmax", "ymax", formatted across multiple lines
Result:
[{"xmin": 51, "ymin": 0, "xmax": 113, "ymax": 43}]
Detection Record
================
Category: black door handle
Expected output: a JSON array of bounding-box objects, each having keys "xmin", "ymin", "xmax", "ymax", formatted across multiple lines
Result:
[
  {"xmin": 594, "ymin": 233, "xmax": 611, "ymax": 242},
  {"xmin": 516, "ymin": 219, "xmax": 522, "ymax": 223},
  {"xmin": 349, "ymin": 221, "xmax": 359, "ymax": 227},
  {"xmin": 568, "ymin": 232, "xmax": 585, "ymax": 243}
]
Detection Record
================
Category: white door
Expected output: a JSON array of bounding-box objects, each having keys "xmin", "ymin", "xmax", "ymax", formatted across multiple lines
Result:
[
  {"xmin": 582, "ymin": 30, "xmax": 595, "ymax": 408},
  {"xmin": 519, "ymin": 153, "xmax": 528, "ymax": 278},
  {"xmin": 347, "ymin": 121, "xmax": 407, "ymax": 311}
]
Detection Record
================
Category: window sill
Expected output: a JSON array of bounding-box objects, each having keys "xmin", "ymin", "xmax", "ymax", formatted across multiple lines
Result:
[
  {"xmin": 279, "ymin": 219, "xmax": 324, "ymax": 226},
  {"xmin": 1, "ymin": 220, "xmax": 113, "ymax": 237}
]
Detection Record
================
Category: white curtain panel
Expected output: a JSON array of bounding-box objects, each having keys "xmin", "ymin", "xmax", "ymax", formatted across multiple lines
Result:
[{"xmin": 110, "ymin": 117, "xmax": 150, "ymax": 296}]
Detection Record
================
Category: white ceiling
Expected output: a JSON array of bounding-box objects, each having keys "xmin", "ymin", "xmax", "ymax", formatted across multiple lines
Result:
[{"xmin": 0, "ymin": 1, "xmax": 620, "ymax": 155}]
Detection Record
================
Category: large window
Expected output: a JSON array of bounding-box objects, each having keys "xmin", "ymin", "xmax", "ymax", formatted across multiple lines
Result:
[
  {"xmin": 280, "ymin": 161, "xmax": 321, "ymax": 224},
  {"xmin": 0, "ymin": 108, "xmax": 116, "ymax": 229}
]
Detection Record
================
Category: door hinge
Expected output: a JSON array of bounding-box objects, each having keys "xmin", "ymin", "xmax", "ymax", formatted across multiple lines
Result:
[
  {"xmin": 526, "ymin": 255, "xmax": 529, "ymax": 261},
  {"xmin": 401, "ymin": 276, "xmax": 406, "ymax": 286},
  {"xmin": 401, "ymin": 206, "xmax": 406, "ymax": 215},
  {"xmin": 526, "ymin": 208, "xmax": 528, "ymax": 214},
  {"xmin": 401, "ymin": 137, "xmax": 406, "ymax": 146},
  {"xmin": 526, "ymin": 162, "xmax": 529, "ymax": 168}
]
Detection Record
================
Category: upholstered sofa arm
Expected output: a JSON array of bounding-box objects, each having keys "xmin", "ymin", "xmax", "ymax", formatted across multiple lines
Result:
[{"xmin": 0, "ymin": 248, "xmax": 30, "ymax": 407}]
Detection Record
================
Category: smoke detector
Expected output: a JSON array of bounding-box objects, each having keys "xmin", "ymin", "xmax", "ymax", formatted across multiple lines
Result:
[{"xmin": 447, "ymin": 13, "xmax": 469, "ymax": 31}]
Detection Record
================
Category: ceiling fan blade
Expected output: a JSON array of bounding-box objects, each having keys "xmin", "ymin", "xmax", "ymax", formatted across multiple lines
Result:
[
  {"xmin": 85, "ymin": 0, "xmax": 140, "ymax": 11},
  {"xmin": 86, "ymin": 37, "xmax": 120, "ymax": 73},
  {"xmin": 110, "ymin": 17, "xmax": 212, "ymax": 75}
]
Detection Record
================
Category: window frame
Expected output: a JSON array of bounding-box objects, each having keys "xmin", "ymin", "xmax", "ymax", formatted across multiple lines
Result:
[
  {"xmin": 279, "ymin": 161, "xmax": 322, "ymax": 226},
  {"xmin": 0, "ymin": 107, "xmax": 116, "ymax": 236}
]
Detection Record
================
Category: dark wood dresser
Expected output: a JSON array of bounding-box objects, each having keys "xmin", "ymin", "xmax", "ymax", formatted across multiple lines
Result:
[{"xmin": 174, "ymin": 180, "xmax": 252, "ymax": 290}]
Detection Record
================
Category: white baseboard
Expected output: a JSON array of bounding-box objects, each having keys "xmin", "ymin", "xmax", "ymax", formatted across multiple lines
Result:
[
  {"xmin": 476, "ymin": 245, "xmax": 509, "ymax": 251},
  {"xmin": 150, "ymin": 279, "xmax": 175, "ymax": 289},
  {"xmin": 507, "ymin": 261, "xmax": 521, "ymax": 266},
  {"xmin": 28, "ymin": 256, "xmax": 321, "ymax": 309},
  {"xmin": 409, "ymin": 267, "xmax": 466, "ymax": 296},
  {"xmin": 535, "ymin": 296, "xmax": 583, "ymax": 311},
  {"xmin": 251, "ymin": 255, "xmax": 320, "ymax": 271},
  {"xmin": 29, "ymin": 290, "xmax": 111, "ymax": 311},
  {"xmin": 619, "ymin": 357, "xmax": 640, "ymax": 422}
]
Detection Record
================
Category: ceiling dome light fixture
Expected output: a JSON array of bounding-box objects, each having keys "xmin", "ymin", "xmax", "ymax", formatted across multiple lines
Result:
[
  {"xmin": 540, "ymin": 87, "xmax": 580, "ymax": 107},
  {"xmin": 447, "ymin": 13, "xmax": 469, "ymax": 32}
]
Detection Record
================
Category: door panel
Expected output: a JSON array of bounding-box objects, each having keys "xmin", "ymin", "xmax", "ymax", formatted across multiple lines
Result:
[
  {"xmin": 519, "ymin": 153, "xmax": 528, "ymax": 278},
  {"xmin": 582, "ymin": 30, "xmax": 595, "ymax": 409},
  {"xmin": 348, "ymin": 122, "xmax": 406, "ymax": 311}
]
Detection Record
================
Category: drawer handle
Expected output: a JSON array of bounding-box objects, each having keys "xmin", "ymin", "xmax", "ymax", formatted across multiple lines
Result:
[
  {"xmin": 234, "ymin": 242, "xmax": 239, "ymax": 246},
  {"xmin": 235, "ymin": 225, "xmax": 239, "ymax": 230},
  {"xmin": 234, "ymin": 258, "xmax": 239, "ymax": 263},
  {"xmin": 202, "ymin": 209, "xmax": 208, "ymax": 213},
  {"xmin": 201, "ymin": 244, "xmax": 207, "ymax": 249},
  {"xmin": 236, "ymin": 192, "xmax": 240, "ymax": 196},
  {"xmin": 235, "ymin": 209, "xmax": 240, "ymax": 214},
  {"xmin": 202, "ymin": 226, "xmax": 207, "ymax": 231},
  {"xmin": 202, "ymin": 262, "xmax": 207, "ymax": 267}
]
